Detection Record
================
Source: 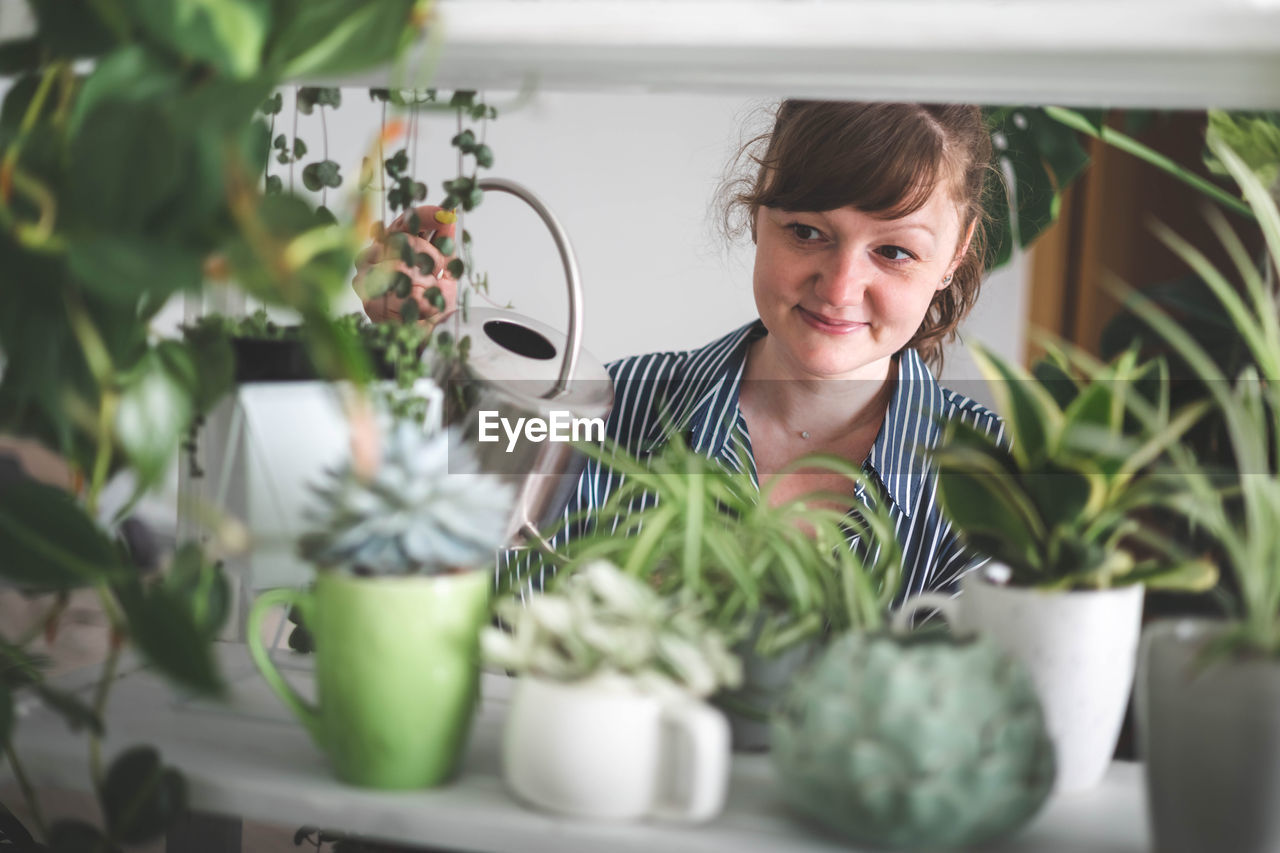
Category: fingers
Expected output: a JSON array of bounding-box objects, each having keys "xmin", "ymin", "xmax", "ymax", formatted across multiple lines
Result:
[{"xmin": 387, "ymin": 205, "xmax": 458, "ymax": 241}]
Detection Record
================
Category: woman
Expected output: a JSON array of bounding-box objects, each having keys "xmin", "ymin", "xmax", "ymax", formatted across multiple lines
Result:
[{"xmin": 357, "ymin": 100, "xmax": 1004, "ymax": 603}]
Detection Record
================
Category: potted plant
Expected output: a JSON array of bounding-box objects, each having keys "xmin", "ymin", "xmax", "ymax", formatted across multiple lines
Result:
[
  {"xmin": 928, "ymin": 343, "xmax": 1216, "ymax": 792},
  {"xmin": 538, "ymin": 435, "xmax": 904, "ymax": 749},
  {"xmin": 246, "ymin": 408, "xmax": 514, "ymax": 789},
  {"xmin": 1121, "ymin": 130, "xmax": 1280, "ymax": 853},
  {"xmin": 483, "ymin": 560, "xmax": 742, "ymax": 822},
  {"xmin": 772, "ymin": 601, "xmax": 1057, "ymax": 850}
]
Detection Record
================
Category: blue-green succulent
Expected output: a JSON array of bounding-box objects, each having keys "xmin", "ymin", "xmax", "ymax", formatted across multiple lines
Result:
[
  {"xmin": 299, "ymin": 420, "xmax": 514, "ymax": 575},
  {"xmin": 772, "ymin": 630, "xmax": 1055, "ymax": 849}
]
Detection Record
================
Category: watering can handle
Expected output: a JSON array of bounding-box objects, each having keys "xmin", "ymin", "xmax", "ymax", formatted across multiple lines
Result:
[{"xmin": 476, "ymin": 177, "xmax": 583, "ymax": 399}]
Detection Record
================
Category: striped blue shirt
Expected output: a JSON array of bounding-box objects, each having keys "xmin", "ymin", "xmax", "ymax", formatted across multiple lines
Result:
[{"xmin": 500, "ymin": 319, "xmax": 1004, "ymax": 604}]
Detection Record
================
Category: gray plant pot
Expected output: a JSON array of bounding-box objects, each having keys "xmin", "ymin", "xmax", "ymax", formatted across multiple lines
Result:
[
  {"xmin": 1138, "ymin": 619, "xmax": 1280, "ymax": 853},
  {"xmin": 716, "ymin": 635, "xmax": 819, "ymax": 751}
]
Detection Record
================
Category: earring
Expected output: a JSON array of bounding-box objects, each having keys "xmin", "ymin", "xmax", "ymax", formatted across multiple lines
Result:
[{"xmin": 942, "ymin": 273, "xmax": 953, "ymax": 284}]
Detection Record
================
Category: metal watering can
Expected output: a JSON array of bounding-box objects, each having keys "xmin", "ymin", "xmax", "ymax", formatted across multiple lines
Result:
[{"xmin": 439, "ymin": 177, "xmax": 614, "ymax": 548}]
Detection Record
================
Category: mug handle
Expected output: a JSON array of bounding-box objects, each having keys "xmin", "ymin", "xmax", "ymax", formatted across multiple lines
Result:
[
  {"xmin": 892, "ymin": 593, "xmax": 962, "ymax": 634},
  {"xmin": 247, "ymin": 587, "xmax": 323, "ymax": 744},
  {"xmin": 650, "ymin": 699, "xmax": 730, "ymax": 823}
]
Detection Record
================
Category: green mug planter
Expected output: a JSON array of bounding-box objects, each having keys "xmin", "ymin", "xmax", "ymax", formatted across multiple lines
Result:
[
  {"xmin": 249, "ymin": 413, "xmax": 514, "ymax": 789},
  {"xmin": 249, "ymin": 571, "xmax": 490, "ymax": 788}
]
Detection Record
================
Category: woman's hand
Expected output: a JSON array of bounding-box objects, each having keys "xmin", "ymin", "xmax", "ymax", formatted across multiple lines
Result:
[{"xmin": 353, "ymin": 205, "xmax": 459, "ymax": 325}]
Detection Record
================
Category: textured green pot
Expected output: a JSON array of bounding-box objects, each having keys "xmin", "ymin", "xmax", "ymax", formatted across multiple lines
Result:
[
  {"xmin": 249, "ymin": 570, "xmax": 489, "ymax": 789},
  {"xmin": 772, "ymin": 630, "xmax": 1056, "ymax": 850}
]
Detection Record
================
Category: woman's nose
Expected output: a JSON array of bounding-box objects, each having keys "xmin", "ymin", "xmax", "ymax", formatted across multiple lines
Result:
[{"xmin": 813, "ymin": 249, "xmax": 871, "ymax": 307}]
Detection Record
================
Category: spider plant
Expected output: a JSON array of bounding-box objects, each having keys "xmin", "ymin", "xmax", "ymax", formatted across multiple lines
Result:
[
  {"xmin": 1120, "ymin": 132, "xmax": 1280, "ymax": 658},
  {"xmin": 932, "ymin": 342, "xmax": 1216, "ymax": 592},
  {"xmin": 539, "ymin": 433, "xmax": 903, "ymax": 656}
]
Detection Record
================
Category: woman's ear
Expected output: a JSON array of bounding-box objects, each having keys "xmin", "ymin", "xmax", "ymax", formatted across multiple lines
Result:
[{"xmin": 940, "ymin": 218, "xmax": 978, "ymax": 288}]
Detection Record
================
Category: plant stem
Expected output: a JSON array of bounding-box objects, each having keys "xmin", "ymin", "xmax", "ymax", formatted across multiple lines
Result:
[
  {"xmin": 320, "ymin": 104, "xmax": 329, "ymax": 208},
  {"xmin": 291, "ymin": 88, "xmax": 299, "ymax": 194},
  {"xmin": 1045, "ymin": 106, "xmax": 1255, "ymax": 220},
  {"xmin": 4, "ymin": 743, "xmax": 50, "ymax": 841},
  {"xmin": 88, "ymin": 586, "xmax": 126, "ymax": 791}
]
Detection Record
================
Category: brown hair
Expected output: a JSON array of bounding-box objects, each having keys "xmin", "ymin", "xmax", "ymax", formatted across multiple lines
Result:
[{"xmin": 720, "ymin": 101, "xmax": 997, "ymax": 372}]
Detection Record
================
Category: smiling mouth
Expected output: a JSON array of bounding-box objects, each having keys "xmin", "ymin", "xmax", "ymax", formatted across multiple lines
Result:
[{"xmin": 797, "ymin": 306, "xmax": 867, "ymax": 333}]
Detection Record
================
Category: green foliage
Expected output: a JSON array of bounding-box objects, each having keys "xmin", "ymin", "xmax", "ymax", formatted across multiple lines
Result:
[
  {"xmin": 125, "ymin": 0, "xmax": 271, "ymax": 79},
  {"xmin": 1205, "ymin": 110, "xmax": 1280, "ymax": 193},
  {"xmin": 984, "ymin": 106, "xmax": 1095, "ymax": 269},
  {"xmin": 101, "ymin": 746, "xmax": 186, "ymax": 844},
  {"xmin": 0, "ymin": 481, "xmax": 125, "ymax": 591},
  {"xmin": 1121, "ymin": 134, "xmax": 1280, "ymax": 658},
  {"xmin": 0, "ymin": 4, "xmax": 428, "ymax": 845},
  {"xmin": 544, "ymin": 435, "xmax": 903, "ymax": 655},
  {"xmin": 933, "ymin": 344, "xmax": 1217, "ymax": 591},
  {"xmin": 484, "ymin": 561, "xmax": 742, "ymax": 697}
]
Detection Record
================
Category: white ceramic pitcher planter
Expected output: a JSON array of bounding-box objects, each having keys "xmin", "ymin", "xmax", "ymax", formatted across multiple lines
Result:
[
  {"xmin": 503, "ymin": 673, "xmax": 731, "ymax": 822},
  {"xmin": 907, "ymin": 565, "xmax": 1144, "ymax": 794},
  {"xmin": 1138, "ymin": 619, "xmax": 1280, "ymax": 853}
]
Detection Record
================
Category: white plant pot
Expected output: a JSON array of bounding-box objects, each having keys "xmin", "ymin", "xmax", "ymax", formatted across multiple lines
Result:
[
  {"xmin": 903, "ymin": 567, "xmax": 1144, "ymax": 793},
  {"xmin": 503, "ymin": 673, "xmax": 730, "ymax": 822},
  {"xmin": 1138, "ymin": 619, "xmax": 1280, "ymax": 853}
]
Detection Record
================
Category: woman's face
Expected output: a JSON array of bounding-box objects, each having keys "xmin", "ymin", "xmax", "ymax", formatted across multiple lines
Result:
[{"xmin": 751, "ymin": 179, "xmax": 972, "ymax": 381}]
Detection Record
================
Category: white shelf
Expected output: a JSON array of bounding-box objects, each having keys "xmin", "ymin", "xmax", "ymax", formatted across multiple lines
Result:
[
  {"xmin": 4, "ymin": 2, "xmax": 1277, "ymax": 107},
  {"xmin": 367, "ymin": 0, "xmax": 1280, "ymax": 108}
]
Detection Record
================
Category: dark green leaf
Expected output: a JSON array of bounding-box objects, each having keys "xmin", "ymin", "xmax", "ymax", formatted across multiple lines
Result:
[
  {"xmin": 432, "ymin": 235, "xmax": 455, "ymax": 256},
  {"xmin": 464, "ymin": 187, "xmax": 484, "ymax": 211},
  {"xmin": 450, "ymin": 129, "xmax": 476, "ymax": 152},
  {"xmin": 473, "ymin": 144, "xmax": 494, "ymax": 169},
  {"xmin": 68, "ymin": 101, "xmax": 182, "ymax": 234},
  {"xmin": 447, "ymin": 258, "xmax": 465, "ymax": 279},
  {"xmin": 162, "ymin": 543, "xmax": 230, "ymax": 640},
  {"xmin": 0, "ymin": 482, "xmax": 121, "ymax": 591},
  {"xmin": 293, "ymin": 137, "xmax": 307, "ymax": 159},
  {"xmin": 124, "ymin": 0, "xmax": 270, "ymax": 78},
  {"xmin": 936, "ymin": 465, "xmax": 1041, "ymax": 573},
  {"xmin": 400, "ymin": 299, "xmax": 419, "ymax": 324},
  {"xmin": 424, "ymin": 286, "xmax": 445, "ymax": 311},
  {"xmin": 101, "ymin": 746, "xmax": 187, "ymax": 844},
  {"xmin": 29, "ymin": 0, "xmax": 117, "ymax": 60},
  {"xmin": 265, "ymin": 174, "xmax": 283, "ymax": 194},
  {"xmin": 47, "ymin": 818, "xmax": 118, "ymax": 853},
  {"xmin": 1031, "ymin": 357, "xmax": 1080, "ymax": 411},
  {"xmin": 261, "ymin": 92, "xmax": 284, "ymax": 115},
  {"xmin": 316, "ymin": 160, "xmax": 341, "ymax": 189},
  {"xmin": 33, "ymin": 683, "xmax": 104, "ymax": 735},
  {"xmin": 0, "ymin": 38, "xmax": 40, "ymax": 75},
  {"xmin": 415, "ymin": 253, "xmax": 435, "ymax": 275},
  {"xmin": 115, "ymin": 348, "xmax": 196, "ymax": 490},
  {"xmin": 115, "ymin": 578, "xmax": 224, "ymax": 695},
  {"xmin": 272, "ymin": 2, "xmax": 416, "ymax": 79},
  {"xmin": 301, "ymin": 162, "xmax": 323, "ymax": 192},
  {"xmin": 1019, "ymin": 462, "xmax": 1096, "ymax": 531},
  {"xmin": 315, "ymin": 205, "xmax": 337, "ymax": 226},
  {"xmin": 68, "ymin": 238, "xmax": 203, "ymax": 305}
]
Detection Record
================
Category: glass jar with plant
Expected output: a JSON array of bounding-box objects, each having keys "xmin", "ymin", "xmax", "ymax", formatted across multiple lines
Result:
[
  {"xmin": 484, "ymin": 560, "xmax": 741, "ymax": 822},
  {"xmin": 925, "ymin": 340, "xmax": 1216, "ymax": 793}
]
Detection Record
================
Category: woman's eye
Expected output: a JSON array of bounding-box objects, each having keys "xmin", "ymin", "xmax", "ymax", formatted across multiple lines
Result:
[
  {"xmin": 789, "ymin": 224, "xmax": 823, "ymax": 242},
  {"xmin": 877, "ymin": 245, "xmax": 916, "ymax": 261}
]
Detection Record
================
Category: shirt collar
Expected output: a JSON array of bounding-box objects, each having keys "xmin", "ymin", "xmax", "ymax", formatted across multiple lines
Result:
[
  {"xmin": 645, "ymin": 321, "xmax": 947, "ymax": 517},
  {"xmin": 866, "ymin": 347, "xmax": 946, "ymax": 518}
]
